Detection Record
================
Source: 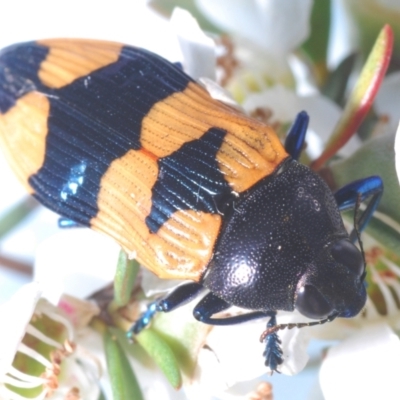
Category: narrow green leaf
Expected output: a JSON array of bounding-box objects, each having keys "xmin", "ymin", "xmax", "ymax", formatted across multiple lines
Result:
[
  {"xmin": 329, "ymin": 132, "xmax": 400, "ymax": 224},
  {"xmin": 365, "ymin": 215, "xmax": 400, "ymax": 261},
  {"xmin": 97, "ymin": 390, "xmax": 107, "ymax": 400},
  {"xmin": 321, "ymin": 53, "xmax": 357, "ymax": 105},
  {"xmin": 113, "ymin": 250, "xmax": 140, "ymax": 307},
  {"xmin": 104, "ymin": 328, "xmax": 144, "ymax": 400},
  {"xmin": 136, "ymin": 328, "xmax": 182, "ymax": 389},
  {"xmin": 301, "ymin": 0, "xmax": 331, "ymax": 84},
  {"xmin": 311, "ymin": 25, "xmax": 393, "ymax": 170},
  {"xmin": 151, "ymin": 305, "xmax": 212, "ymax": 379},
  {"xmin": 0, "ymin": 197, "xmax": 38, "ymax": 240}
]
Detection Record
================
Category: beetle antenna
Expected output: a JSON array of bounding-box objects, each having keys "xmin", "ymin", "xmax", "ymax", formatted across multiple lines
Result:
[
  {"xmin": 353, "ymin": 193, "xmax": 366, "ymax": 268},
  {"xmin": 259, "ymin": 314, "xmax": 337, "ymax": 343}
]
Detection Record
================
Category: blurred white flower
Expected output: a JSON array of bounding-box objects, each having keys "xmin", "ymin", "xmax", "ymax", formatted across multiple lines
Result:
[
  {"xmin": 0, "ymin": 282, "xmax": 101, "ymax": 400},
  {"xmin": 195, "ymin": 0, "xmax": 312, "ymax": 56},
  {"xmin": 188, "ymin": 0, "xmax": 313, "ymax": 100},
  {"xmin": 170, "ymin": 7, "xmax": 216, "ymax": 80},
  {"xmin": 34, "ymin": 229, "xmax": 120, "ymax": 304},
  {"xmin": 376, "ymin": 72, "xmax": 400, "ymax": 134},
  {"xmin": 395, "ymin": 122, "xmax": 400, "ymax": 184},
  {"xmin": 320, "ymin": 323, "xmax": 400, "ymax": 399}
]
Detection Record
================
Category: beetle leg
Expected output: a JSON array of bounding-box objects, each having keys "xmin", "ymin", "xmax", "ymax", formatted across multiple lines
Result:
[
  {"xmin": 193, "ymin": 295, "xmax": 282, "ymax": 371},
  {"xmin": 262, "ymin": 313, "xmax": 283, "ymax": 372},
  {"xmin": 284, "ymin": 111, "xmax": 309, "ymax": 160},
  {"xmin": 334, "ymin": 176, "xmax": 383, "ymax": 239},
  {"xmin": 193, "ymin": 292, "xmax": 271, "ymax": 325},
  {"xmin": 129, "ymin": 282, "xmax": 204, "ymax": 334}
]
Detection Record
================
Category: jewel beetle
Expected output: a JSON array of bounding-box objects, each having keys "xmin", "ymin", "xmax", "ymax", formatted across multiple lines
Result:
[{"xmin": 0, "ymin": 39, "xmax": 383, "ymax": 371}]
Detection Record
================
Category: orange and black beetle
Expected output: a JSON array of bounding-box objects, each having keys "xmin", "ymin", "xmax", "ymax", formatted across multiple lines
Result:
[{"xmin": 0, "ymin": 39, "xmax": 383, "ymax": 371}]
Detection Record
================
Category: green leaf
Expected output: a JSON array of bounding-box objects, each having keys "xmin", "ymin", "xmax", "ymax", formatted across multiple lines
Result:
[
  {"xmin": 345, "ymin": 2, "xmax": 400, "ymax": 64},
  {"xmin": 97, "ymin": 390, "xmax": 107, "ymax": 400},
  {"xmin": 366, "ymin": 214, "xmax": 400, "ymax": 262},
  {"xmin": 311, "ymin": 25, "xmax": 393, "ymax": 170},
  {"xmin": 321, "ymin": 53, "xmax": 357, "ymax": 105},
  {"xmin": 301, "ymin": 0, "xmax": 331, "ymax": 84},
  {"xmin": 151, "ymin": 304, "xmax": 212, "ymax": 379},
  {"xmin": 0, "ymin": 197, "xmax": 38, "ymax": 240},
  {"xmin": 329, "ymin": 131, "xmax": 400, "ymax": 224},
  {"xmin": 135, "ymin": 328, "xmax": 182, "ymax": 389},
  {"xmin": 104, "ymin": 328, "xmax": 144, "ymax": 400},
  {"xmin": 113, "ymin": 250, "xmax": 140, "ymax": 307}
]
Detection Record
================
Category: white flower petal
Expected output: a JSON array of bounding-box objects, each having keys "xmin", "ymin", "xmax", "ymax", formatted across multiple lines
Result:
[
  {"xmin": 199, "ymin": 77, "xmax": 243, "ymax": 110},
  {"xmin": 34, "ymin": 229, "xmax": 120, "ymax": 303},
  {"xmin": 186, "ymin": 320, "xmax": 267, "ymax": 399},
  {"xmin": 0, "ymin": 282, "xmax": 42, "ymax": 377},
  {"xmin": 170, "ymin": 8, "xmax": 216, "ymax": 80},
  {"xmin": 55, "ymin": 356, "xmax": 100, "ymax": 400},
  {"xmin": 141, "ymin": 268, "xmax": 183, "ymax": 297},
  {"xmin": 58, "ymin": 294, "xmax": 100, "ymax": 330},
  {"xmin": 205, "ymin": 320, "xmax": 267, "ymax": 383},
  {"xmin": 269, "ymin": 311, "xmax": 314, "ymax": 375},
  {"xmin": 195, "ymin": 0, "xmax": 312, "ymax": 54},
  {"xmin": 279, "ymin": 324, "xmax": 310, "ymax": 375},
  {"xmin": 394, "ymin": 121, "xmax": 400, "ymax": 184},
  {"xmin": 375, "ymin": 72, "xmax": 400, "ymax": 133},
  {"xmin": 319, "ymin": 323, "xmax": 400, "ymax": 400}
]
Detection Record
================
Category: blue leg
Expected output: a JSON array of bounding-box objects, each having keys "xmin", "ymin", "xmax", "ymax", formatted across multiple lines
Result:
[
  {"xmin": 334, "ymin": 176, "xmax": 383, "ymax": 240},
  {"xmin": 193, "ymin": 293, "xmax": 269, "ymax": 325},
  {"xmin": 284, "ymin": 111, "xmax": 309, "ymax": 160},
  {"xmin": 58, "ymin": 217, "xmax": 82, "ymax": 228},
  {"xmin": 193, "ymin": 293, "xmax": 282, "ymax": 372},
  {"xmin": 128, "ymin": 282, "xmax": 204, "ymax": 336}
]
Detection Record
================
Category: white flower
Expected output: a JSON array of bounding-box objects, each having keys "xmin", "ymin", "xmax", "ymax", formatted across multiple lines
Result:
[
  {"xmin": 0, "ymin": 282, "xmax": 42, "ymax": 380},
  {"xmin": 195, "ymin": 0, "xmax": 312, "ymax": 56},
  {"xmin": 170, "ymin": 8, "xmax": 216, "ymax": 80},
  {"xmin": 395, "ymin": 122, "xmax": 400, "ymax": 184},
  {"xmin": 376, "ymin": 72, "xmax": 400, "ymax": 134},
  {"xmin": 33, "ymin": 231, "xmax": 191, "ymax": 400},
  {"xmin": 0, "ymin": 283, "xmax": 101, "ymax": 400},
  {"xmin": 173, "ymin": 0, "xmax": 313, "ymax": 100},
  {"xmin": 34, "ymin": 229, "xmax": 120, "ymax": 304}
]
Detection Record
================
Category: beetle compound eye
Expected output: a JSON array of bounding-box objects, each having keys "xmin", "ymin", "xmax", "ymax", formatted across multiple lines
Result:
[
  {"xmin": 331, "ymin": 239, "xmax": 364, "ymax": 277},
  {"xmin": 295, "ymin": 285, "xmax": 332, "ymax": 319}
]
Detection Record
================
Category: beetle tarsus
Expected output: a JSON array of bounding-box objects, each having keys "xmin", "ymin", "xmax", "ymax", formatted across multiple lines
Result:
[
  {"xmin": 130, "ymin": 301, "xmax": 158, "ymax": 335},
  {"xmin": 129, "ymin": 282, "xmax": 204, "ymax": 336}
]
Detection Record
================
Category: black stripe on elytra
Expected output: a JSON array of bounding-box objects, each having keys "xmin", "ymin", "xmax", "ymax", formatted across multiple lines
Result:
[
  {"xmin": 145, "ymin": 127, "xmax": 233, "ymax": 233},
  {"xmin": 0, "ymin": 41, "xmax": 195, "ymax": 226},
  {"xmin": 0, "ymin": 41, "xmax": 49, "ymax": 113}
]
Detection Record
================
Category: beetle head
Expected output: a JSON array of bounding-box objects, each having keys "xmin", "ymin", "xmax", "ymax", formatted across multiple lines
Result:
[{"xmin": 295, "ymin": 238, "xmax": 366, "ymax": 320}]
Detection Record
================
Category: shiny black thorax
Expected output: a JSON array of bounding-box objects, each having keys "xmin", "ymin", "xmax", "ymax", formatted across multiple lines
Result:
[{"xmin": 203, "ymin": 158, "xmax": 348, "ymax": 312}]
